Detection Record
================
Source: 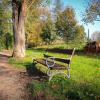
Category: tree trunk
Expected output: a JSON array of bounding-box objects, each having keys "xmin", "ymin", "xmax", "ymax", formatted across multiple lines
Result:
[{"xmin": 12, "ymin": 0, "xmax": 26, "ymax": 58}]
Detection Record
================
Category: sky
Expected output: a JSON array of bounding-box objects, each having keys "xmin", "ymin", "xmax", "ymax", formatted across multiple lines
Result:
[{"xmin": 52, "ymin": 0, "xmax": 100, "ymax": 38}]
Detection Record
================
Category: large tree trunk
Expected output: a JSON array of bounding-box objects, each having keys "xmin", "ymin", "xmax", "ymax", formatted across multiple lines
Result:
[{"xmin": 12, "ymin": 0, "xmax": 26, "ymax": 58}]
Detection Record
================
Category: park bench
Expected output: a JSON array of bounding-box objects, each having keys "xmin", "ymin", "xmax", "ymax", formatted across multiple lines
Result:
[{"xmin": 33, "ymin": 48, "xmax": 75, "ymax": 81}]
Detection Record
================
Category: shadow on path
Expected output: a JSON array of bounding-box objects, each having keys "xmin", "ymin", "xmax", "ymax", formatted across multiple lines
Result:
[
  {"xmin": 24, "ymin": 62, "xmax": 48, "ymax": 81},
  {"xmin": 0, "ymin": 51, "xmax": 32, "ymax": 100}
]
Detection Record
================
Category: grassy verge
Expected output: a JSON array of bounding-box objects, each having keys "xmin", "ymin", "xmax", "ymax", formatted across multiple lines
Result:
[{"xmin": 9, "ymin": 49, "xmax": 100, "ymax": 100}]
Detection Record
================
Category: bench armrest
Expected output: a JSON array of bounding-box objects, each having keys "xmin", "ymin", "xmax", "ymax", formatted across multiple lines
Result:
[{"xmin": 46, "ymin": 57, "xmax": 55, "ymax": 68}]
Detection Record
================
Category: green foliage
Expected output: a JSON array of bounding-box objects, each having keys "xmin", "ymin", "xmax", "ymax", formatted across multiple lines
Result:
[
  {"xmin": 55, "ymin": 6, "xmax": 86, "ymax": 45},
  {"xmin": 41, "ymin": 16, "xmax": 56, "ymax": 44},
  {"xmin": 73, "ymin": 25, "xmax": 86, "ymax": 45},
  {"xmin": 83, "ymin": 0, "xmax": 100, "ymax": 23},
  {"xmin": 0, "ymin": 0, "xmax": 87, "ymax": 49},
  {"xmin": 26, "ymin": 20, "xmax": 43, "ymax": 47},
  {"xmin": 0, "ymin": 0, "xmax": 12, "ymax": 49},
  {"xmin": 55, "ymin": 6, "xmax": 76, "ymax": 37},
  {"xmin": 0, "ymin": 33, "xmax": 13, "ymax": 49},
  {"xmin": 0, "ymin": 33, "xmax": 13, "ymax": 50},
  {"xmin": 28, "ymin": 71, "xmax": 100, "ymax": 100},
  {"xmin": 25, "ymin": 0, "xmax": 51, "ymax": 47}
]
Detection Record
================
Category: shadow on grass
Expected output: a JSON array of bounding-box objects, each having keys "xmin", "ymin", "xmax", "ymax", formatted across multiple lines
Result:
[
  {"xmin": 25, "ymin": 62, "xmax": 48, "ymax": 81},
  {"xmin": 23, "ymin": 60, "xmax": 100, "ymax": 100},
  {"xmin": 27, "ymin": 48, "xmax": 46, "ymax": 52},
  {"xmin": 73, "ymin": 49, "xmax": 100, "ymax": 60},
  {"xmin": 28, "ymin": 47, "xmax": 100, "ymax": 59},
  {"xmin": 26, "ymin": 73, "xmax": 100, "ymax": 100},
  {"xmin": 33, "ymin": 48, "xmax": 100, "ymax": 59}
]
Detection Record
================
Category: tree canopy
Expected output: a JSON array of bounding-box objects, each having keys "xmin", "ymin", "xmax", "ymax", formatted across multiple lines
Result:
[
  {"xmin": 0, "ymin": 0, "xmax": 87, "ymax": 55},
  {"xmin": 83, "ymin": 0, "xmax": 100, "ymax": 23},
  {"xmin": 55, "ymin": 7, "xmax": 86, "ymax": 44}
]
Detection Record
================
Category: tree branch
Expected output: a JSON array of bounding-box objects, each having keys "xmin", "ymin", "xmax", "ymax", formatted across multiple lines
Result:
[{"xmin": 26, "ymin": 0, "xmax": 35, "ymax": 12}]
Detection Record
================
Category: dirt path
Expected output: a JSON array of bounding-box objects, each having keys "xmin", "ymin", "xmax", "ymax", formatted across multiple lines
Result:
[{"xmin": 0, "ymin": 50, "xmax": 31, "ymax": 100}]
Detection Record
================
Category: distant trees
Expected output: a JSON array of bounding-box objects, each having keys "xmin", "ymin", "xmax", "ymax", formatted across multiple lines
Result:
[
  {"xmin": 0, "ymin": 0, "xmax": 87, "ymax": 52},
  {"xmin": 83, "ymin": 0, "xmax": 100, "ymax": 52},
  {"xmin": 74, "ymin": 25, "xmax": 86, "ymax": 43},
  {"xmin": 25, "ymin": 7, "xmax": 42, "ymax": 47},
  {"xmin": 0, "ymin": 0, "xmax": 12, "ymax": 50},
  {"xmin": 83, "ymin": 0, "xmax": 100, "ymax": 23},
  {"xmin": 91, "ymin": 31, "xmax": 100, "ymax": 41},
  {"xmin": 25, "ymin": 6, "xmax": 50, "ymax": 47},
  {"xmin": 55, "ymin": 7, "xmax": 86, "ymax": 44},
  {"xmin": 26, "ymin": 5, "xmax": 86, "ymax": 47},
  {"xmin": 0, "ymin": 0, "xmax": 51, "ymax": 52}
]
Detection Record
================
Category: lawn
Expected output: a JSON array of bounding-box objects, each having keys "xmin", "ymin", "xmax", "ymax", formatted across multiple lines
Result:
[{"xmin": 9, "ymin": 48, "xmax": 100, "ymax": 100}]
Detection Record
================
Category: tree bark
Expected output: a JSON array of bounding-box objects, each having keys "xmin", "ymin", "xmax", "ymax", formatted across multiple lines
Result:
[{"xmin": 12, "ymin": 0, "xmax": 26, "ymax": 58}]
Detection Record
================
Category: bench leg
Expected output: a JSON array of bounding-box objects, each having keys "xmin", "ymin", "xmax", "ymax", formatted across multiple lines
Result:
[
  {"xmin": 47, "ymin": 68, "xmax": 51, "ymax": 77},
  {"xmin": 66, "ymin": 69, "xmax": 70, "ymax": 78},
  {"xmin": 68, "ymin": 64, "xmax": 70, "ymax": 69},
  {"xmin": 66, "ymin": 64, "xmax": 70, "ymax": 78},
  {"xmin": 48, "ymin": 64, "xmax": 71, "ymax": 81},
  {"xmin": 48, "ymin": 69, "xmax": 70, "ymax": 81},
  {"xmin": 48, "ymin": 70, "xmax": 59, "ymax": 81}
]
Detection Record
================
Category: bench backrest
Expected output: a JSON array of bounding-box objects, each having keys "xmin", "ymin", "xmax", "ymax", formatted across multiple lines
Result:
[
  {"xmin": 46, "ymin": 48, "xmax": 75, "ymax": 54},
  {"xmin": 44, "ymin": 48, "xmax": 75, "ymax": 64},
  {"xmin": 70, "ymin": 48, "xmax": 75, "ymax": 60}
]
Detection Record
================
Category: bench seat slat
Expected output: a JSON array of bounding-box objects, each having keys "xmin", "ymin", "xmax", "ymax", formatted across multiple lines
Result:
[
  {"xmin": 44, "ymin": 54, "xmax": 70, "ymax": 64},
  {"xmin": 34, "ymin": 59, "xmax": 67, "ymax": 70}
]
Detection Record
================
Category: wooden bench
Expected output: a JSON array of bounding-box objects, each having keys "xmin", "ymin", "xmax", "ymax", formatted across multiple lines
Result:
[{"xmin": 33, "ymin": 48, "xmax": 75, "ymax": 81}]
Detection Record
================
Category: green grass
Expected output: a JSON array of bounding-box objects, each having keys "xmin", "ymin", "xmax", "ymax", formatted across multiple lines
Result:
[
  {"xmin": 35, "ymin": 42, "xmax": 85, "ymax": 49},
  {"xmin": 9, "ymin": 49, "xmax": 100, "ymax": 100}
]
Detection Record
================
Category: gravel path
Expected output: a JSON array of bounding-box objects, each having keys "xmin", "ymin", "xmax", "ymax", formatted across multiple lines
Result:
[{"xmin": 0, "ymin": 50, "xmax": 31, "ymax": 100}]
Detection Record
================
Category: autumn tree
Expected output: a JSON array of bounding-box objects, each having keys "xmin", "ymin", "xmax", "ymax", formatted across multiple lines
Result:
[
  {"xmin": 55, "ymin": 7, "xmax": 77, "ymax": 42},
  {"xmin": 55, "ymin": 7, "xmax": 86, "ymax": 45},
  {"xmin": 83, "ymin": 0, "xmax": 100, "ymax": 23},
  {"xmin": 25, "ymin": 6, "xmax": 50, "ymax": 47}
]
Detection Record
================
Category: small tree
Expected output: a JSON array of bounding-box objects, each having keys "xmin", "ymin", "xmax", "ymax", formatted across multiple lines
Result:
[
  {"xmin": 55, "ymin": 6, "xmax": 86, "ymax": 47},
  {"xmin": 41, "ymin": 16, "xmax": 56, "ymax": 44}
]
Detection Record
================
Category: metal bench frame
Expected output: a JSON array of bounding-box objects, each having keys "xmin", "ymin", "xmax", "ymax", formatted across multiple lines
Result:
[{"xmin": 34, "ymin": 48, "xmax": 75, "ymax": 81}]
